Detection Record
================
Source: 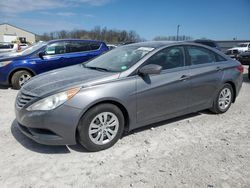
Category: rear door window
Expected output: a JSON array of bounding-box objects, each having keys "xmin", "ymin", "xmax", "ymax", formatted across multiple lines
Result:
[
  {"xmin": 67, "ymin": 42, "xmax": 92, "ymax": 53},
  {"xmin": 216, "ymin": 54, "xmax": 227, "ymax": 62},
  {"xmin": 186, "ymin": 46, "xmax": 216, "ymax": 65}
]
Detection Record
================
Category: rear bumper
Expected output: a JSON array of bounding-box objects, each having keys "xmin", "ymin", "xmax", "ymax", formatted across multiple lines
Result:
[
  {"xmin": 235, "ymin": 73, "xmax": 243, "ymax": 98},
  {"xmin": 15, "ymin": 103, "xmax": 83, "ymax": 145}
]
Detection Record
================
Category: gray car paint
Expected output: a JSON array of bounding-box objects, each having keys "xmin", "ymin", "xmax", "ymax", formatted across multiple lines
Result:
[{"xmin": 15, "ymin": 41, "xmax": 243, "ymax": 145}]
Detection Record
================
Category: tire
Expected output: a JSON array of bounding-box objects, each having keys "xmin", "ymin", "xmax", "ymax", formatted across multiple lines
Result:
[
  {"xmin": 11, "ymin": 70, "xmax": 32, "ymax": 90},
  {"xmin": 210, "ymin": 83, "xmax": 234, "ymax": 114},
  {"xmin": 77, "ymin": 103, "xmax": 125, "ymax": 152}
]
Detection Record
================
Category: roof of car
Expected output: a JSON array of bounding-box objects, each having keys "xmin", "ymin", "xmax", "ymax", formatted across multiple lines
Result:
[
  {"xmin": 47, "ymin": 39, "xmax": 104, "ymax": 44},
  {"xmin": 125, "ymin": 41, "xmax": 182, "ymax": 48}
]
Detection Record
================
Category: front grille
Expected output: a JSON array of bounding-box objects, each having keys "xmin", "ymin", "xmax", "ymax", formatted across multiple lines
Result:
[{"xmin": 16, "ymin": 91, "xmax": 37, "ymax": 108}]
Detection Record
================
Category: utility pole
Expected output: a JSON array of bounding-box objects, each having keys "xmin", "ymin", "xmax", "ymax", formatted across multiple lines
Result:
[{"xmin": 177, "ymin": 25, "xmax": 180, "ymax": 41}]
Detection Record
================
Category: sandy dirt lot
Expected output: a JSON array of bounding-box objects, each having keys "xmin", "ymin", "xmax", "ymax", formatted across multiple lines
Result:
[{"xmin": 0, "ymin": 70, "xmax": 249, "ymax": 188}]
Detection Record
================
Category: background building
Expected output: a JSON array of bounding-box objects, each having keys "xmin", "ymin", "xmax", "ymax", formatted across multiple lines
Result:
[
  {"xmin": 0, "ymin": 23, "xmax": 36, "ymax": 43},
  {"xmin": 216, "ymin": 40, "xmax": 250, "ymax": 52}
]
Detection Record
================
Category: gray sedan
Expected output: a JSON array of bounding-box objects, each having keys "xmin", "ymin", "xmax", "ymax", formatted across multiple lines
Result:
[{"xmin": 15, "ymin": 41, "xmax": 243, "ymax": 151}]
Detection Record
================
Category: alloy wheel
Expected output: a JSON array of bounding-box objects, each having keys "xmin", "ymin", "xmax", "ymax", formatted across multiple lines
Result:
[
  {"xmin": 218, "ymin": 88, "xmax": 232, "ymax": 110},
  {"xmin": 88, "ymin": 112, "xmax": 119, "ymax": 145}
]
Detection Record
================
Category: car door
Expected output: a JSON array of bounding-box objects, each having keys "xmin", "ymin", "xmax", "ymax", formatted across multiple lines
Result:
[
  {"xmin": 63, "ymin": 41, "xmax": 101, "ymax": 66},
  {"xmin": 136, "ymin": 46, "xmax": 191, "ymax": 123},
  {"xmin": 185, "ymin": 45, "xmax": 224, "ymax": 110},
  {"xmin": 33, "ymin": 42, "xmax": 67, "ymax": 73}
]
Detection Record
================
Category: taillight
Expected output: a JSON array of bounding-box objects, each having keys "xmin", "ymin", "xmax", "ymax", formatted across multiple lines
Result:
[{"xmin": 236, "ymin": 64, "xmax": 244, "ymax": 73}]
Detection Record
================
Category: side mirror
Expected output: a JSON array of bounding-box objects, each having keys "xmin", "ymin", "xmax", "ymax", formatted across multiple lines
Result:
[
  {"xmin": 139, "ymin": 64, "xmax": 162, "ymax": 75},
  {"xmin": 38, "ymin": 51, "xmax": 45, "ymax": 60}
]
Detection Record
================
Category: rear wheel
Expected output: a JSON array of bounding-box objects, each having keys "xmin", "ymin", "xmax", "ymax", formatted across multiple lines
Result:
[
  {"xmin": 77, "ymin": 103, "xmax": 124, "ymax": 152},
  {"xmin": 11, "ymin": 70, "xmax": 32, "ymax": 90},
  {"xmin": 210, "ymin": 83, "xmax": 234, "ymax": 114}
]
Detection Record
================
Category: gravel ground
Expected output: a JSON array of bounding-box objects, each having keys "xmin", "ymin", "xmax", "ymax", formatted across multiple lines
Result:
[{"xmin": 0, "ymin": 69, "xmax": 249, "ymax": 188}]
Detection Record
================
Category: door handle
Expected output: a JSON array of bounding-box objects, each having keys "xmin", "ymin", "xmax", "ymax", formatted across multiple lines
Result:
[{"xmin": 179, "ymin": 75, "xmax": 190, "ymax": 81}]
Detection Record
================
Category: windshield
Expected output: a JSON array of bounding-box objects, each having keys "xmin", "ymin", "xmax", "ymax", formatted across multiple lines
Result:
[
  {"xmin": 84, "ymin": 46, "xmax": 155, "ymax": 72},
  {"xmin": 21, "ymin": 42, "xmax": 47, "ymax": 55},
  {"xmin": 236, "ymin": 43, "xmax": 248, "ymax": 48}
]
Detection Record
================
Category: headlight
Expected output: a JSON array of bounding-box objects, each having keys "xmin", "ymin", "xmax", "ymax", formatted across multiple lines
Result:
[
  {"xmin": 26, "ymin": 87, "xmax": 80, "ymax": 111},
  {"xmin": 0, "ymin": 61, "xmax": 11, "ymax": 67}
]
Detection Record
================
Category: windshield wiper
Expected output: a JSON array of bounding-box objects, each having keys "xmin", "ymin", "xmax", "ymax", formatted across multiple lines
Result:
[{"xmin": 84, "ymin": 66, "xmax": 110, "ymax": 72}]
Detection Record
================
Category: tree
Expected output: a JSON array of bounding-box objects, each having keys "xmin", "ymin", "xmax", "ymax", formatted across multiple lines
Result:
[
  {"xmin": 38, "ymin": 26, "xmax": 143, "ymax": 43},
  {"xmin": 153, "ymin": 35, "xmax": 193, "ymax": 41}
]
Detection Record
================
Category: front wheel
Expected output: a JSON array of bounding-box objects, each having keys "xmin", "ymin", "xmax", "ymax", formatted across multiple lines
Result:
[
  {"xmin": 77, "ymin": 104, "xmax": 125, "ymax": 152},
  {"xmin": 210, "ymin": 84, "xmax": 234, "ymax": 114},
  {"xmin": 11, "ymin": 70, "xmax": 32, "ymax": 90}
]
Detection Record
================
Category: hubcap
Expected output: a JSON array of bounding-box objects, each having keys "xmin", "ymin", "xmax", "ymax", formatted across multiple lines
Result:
[
  {"xmin": 19, "ymin": 74, "xmax": 31, "ymax": 87},
  {"xmin": 88, "ymin": 112, "xmax": 119, "ymax": 145},
  {"xmin": 218, "ymin": 88, "xmax": 232, "ymax": 110}
]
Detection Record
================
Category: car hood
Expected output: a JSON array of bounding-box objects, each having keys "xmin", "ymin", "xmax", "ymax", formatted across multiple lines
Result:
[
  {"xmin": 0, "ymin": 52, "xmax": 25, "ymax": 61},
  {"xmin": 21, "ymin": 64, "xmax": 120, "ymax": 97}
]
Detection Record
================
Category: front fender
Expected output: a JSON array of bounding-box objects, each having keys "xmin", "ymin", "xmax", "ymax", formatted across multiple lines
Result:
[{"xmin": 65, "ymin": 78, "xmax": 137, "ymax": 131}]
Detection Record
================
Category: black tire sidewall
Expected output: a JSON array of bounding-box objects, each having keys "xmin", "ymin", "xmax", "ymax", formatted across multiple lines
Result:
[
  {"xmin": 11, "ymin": 70, "xmax": 32, "ymax": 90},
  {"xmin": 248, "ymin": 66, "xmax": 250, "ymax": 80},
  {"xmin": 77, "ymin": 104, "xmax": 125, "ymax": 152}
]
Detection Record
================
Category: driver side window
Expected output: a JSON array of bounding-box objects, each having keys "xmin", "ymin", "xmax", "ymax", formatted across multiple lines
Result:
[
  {"xmin": 45, "ymin": 42, "xmax": 66, "ymax": 55},
  {"xmin": 145, "ymin": 46, "xmax": 185, "ymax": 70}
]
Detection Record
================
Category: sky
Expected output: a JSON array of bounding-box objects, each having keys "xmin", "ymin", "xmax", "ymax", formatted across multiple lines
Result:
[{"xmin": 0, "ymin": 0, "xmax": 250, "ymax": 40}]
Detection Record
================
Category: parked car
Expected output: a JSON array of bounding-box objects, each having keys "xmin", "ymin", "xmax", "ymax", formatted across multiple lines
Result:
[
  {"xmin": 194, "ymin": 39, "xmax": 221, "ymax": 51},
  {"xmin": 237, "ymin": 51, "xmax": 250, "ymax": 79},
  {"xmin": 19, "ymin": 43, "xmax": 29, "ymax": 50},
  {"xmin": 15, "ymin": 41, "xmax": 243, "ymax": 151},
  {"xmin": 237, "ymin": 51, "xmax": 250, "ymax": 65},
  {"xmin": 0, "ymin": 39, "xmax": 109, "ymax": 89},
  {"xmin": 0, "ymin": 42, "xmax": 20, "ymax": 54},
  {"xmin": 107, "ymin": 44, "xmax": 118, "ymax": 50},
  {"xmin": 226, "ymin": 43, "xmax": 250, "ymax": 58},
  {"xmin": 122, "ymin": 41, "xmax": 135, "ymax": 45}
]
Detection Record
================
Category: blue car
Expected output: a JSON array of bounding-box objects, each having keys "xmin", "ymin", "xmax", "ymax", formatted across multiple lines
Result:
[{"xmin": 0, "ymin": 39, "xmax": 109, "ymax": 89}]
